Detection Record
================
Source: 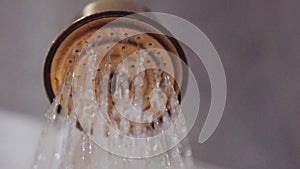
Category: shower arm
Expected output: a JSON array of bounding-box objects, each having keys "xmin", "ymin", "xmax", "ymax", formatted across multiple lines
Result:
[{"xmin": 74, "ymin": 0, "xmax": 150, "ymax": 20}]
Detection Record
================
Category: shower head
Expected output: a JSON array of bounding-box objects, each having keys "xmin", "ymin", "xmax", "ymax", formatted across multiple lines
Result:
[{"xmin": 43, "ymin": 0, "xmax": 188, "ymax": 105}]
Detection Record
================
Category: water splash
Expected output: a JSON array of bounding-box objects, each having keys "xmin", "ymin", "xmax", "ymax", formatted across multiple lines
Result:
[{"xmin": 32, "ymin": 32, "xmax": 194, "ymax": 169}]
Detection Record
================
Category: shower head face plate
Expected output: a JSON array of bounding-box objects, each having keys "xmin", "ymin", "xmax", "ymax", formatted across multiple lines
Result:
[{"xmin": 44, "ymin": 11, "xmax": 188, "ymax": 106}]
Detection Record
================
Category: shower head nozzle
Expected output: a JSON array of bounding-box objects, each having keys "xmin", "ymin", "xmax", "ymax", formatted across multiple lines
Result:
[{"xmin": 43, "ymin": 0, "xmax": 188, "ymax": 107}]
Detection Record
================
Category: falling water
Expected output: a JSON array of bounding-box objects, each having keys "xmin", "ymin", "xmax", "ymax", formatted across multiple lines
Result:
[{"xmin": 32, "ymin": 31, "xmax": 194, "ymax": 169}]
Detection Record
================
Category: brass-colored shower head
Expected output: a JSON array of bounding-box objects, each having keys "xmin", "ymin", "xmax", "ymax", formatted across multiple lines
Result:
[{"xmin": 43, "ymin": 0, "xmax": 188, "ymax": 106}]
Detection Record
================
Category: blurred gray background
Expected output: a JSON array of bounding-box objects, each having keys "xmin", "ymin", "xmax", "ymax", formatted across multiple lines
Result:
[{"xmin": 0, "ymin": 0, "xmax": 299, "ymax": 168}]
